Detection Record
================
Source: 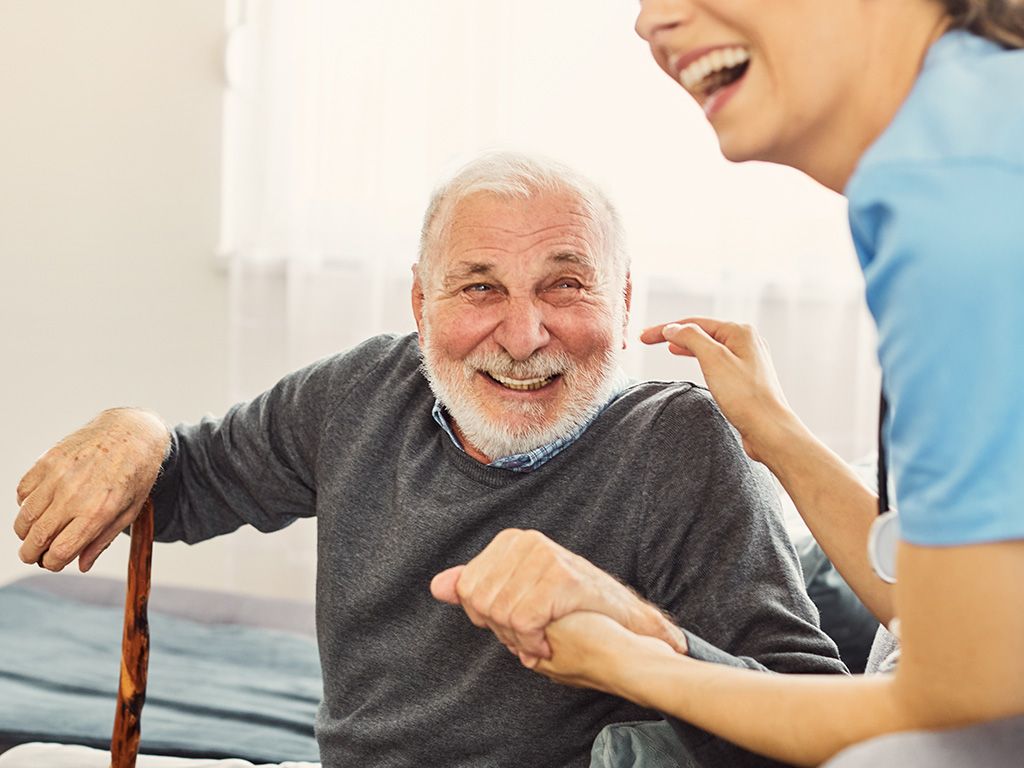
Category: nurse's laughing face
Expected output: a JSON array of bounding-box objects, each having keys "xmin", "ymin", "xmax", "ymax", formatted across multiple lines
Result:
[{"xmin": 634, "ymin": 0, "xmax": 870, "ymax": 174}]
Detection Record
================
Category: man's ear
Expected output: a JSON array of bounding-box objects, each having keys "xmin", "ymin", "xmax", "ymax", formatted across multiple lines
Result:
[
  {"xmin": 412, "ymin": 264, "xmax": 426, "ymax": 347},
  {"xmin": 622, "ymin": 272, "xmax": 632, "ymax": 349}
]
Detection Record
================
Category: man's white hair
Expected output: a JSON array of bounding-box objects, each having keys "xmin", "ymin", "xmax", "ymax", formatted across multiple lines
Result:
[{"xmin": 417, "ymin": 151, "xmax": 629, "ymax": 297}]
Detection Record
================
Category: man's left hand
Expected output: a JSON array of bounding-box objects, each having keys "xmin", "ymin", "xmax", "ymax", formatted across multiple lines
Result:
[{"xmin": 430, "ymin": 528, "xmax": 687, "ymax": 664}]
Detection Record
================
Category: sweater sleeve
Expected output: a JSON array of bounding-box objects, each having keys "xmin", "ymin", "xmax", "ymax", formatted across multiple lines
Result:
[
  {"xmin": 149, "ymin": 335, "xmax": 396, "ymax": 544},
  {"xmin": 638, "ymin": 387, "xmax": 846, "ymax": 767}
]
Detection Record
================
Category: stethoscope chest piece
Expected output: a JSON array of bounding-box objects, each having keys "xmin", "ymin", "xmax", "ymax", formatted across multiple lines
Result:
[{"xmin": 868, "ymin": 508, "xmax": 900, "ymax": 584}]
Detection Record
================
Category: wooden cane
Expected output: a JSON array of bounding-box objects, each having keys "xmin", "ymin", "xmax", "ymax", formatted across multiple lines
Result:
[{"xmin": 109, "ymin": 498, "xmax": 154, "ymax": 768}]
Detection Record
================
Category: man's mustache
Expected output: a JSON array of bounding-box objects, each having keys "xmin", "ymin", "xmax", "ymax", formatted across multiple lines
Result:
[{"xmin": 460, "ymin": 350, "xmax": 574, "ymax": 380}]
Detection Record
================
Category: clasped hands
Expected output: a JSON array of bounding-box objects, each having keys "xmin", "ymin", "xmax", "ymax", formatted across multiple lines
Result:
[{"xmin": 430, "ymin": 528, "xmax": 684, "ymax": 691}]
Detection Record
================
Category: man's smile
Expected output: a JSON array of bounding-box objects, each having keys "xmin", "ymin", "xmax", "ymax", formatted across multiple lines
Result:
[{"xmin": 481, "ymin": 370, "xmax": 562, "ymax": 393}]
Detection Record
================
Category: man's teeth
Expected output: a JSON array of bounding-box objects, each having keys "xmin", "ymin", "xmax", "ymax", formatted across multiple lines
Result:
[
  {"xmin": 488, "ymin": 372, "xmax": 556, "ymax": 391},
  {"xmin": 679, "ymin": 46, "xmax": 750, "ymax": 92}
]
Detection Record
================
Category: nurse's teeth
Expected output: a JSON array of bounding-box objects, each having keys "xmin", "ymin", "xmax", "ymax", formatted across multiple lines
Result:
[{"xmin": 679, "ymin": 47, "xmax": 750, "ymax": 92}]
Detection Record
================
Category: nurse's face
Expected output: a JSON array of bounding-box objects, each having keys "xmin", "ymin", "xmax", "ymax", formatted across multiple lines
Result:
[{"xmin": 634, "ymin": 0, "xmax": 869, "ymax": 174}]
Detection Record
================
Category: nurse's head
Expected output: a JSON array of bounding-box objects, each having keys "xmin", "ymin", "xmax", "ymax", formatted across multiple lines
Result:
[{"xmin": 635, "ymin": 0, "xmax": 1024, "ymax": 191}]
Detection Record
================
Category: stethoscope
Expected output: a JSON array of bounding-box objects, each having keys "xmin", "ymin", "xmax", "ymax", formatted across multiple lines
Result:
[{"xmin": 868, "ymin": 389, "xmax": 900, "ymax": 584}]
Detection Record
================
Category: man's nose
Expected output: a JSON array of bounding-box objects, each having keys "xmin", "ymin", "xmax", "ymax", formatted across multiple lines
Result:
[
  {"xmin": 494, "ymin": 297, "xmax": 551, "ymax": 361},
  {"xmin": 635, "ymin": 0, "xmax": 693, "ymax": 42}
]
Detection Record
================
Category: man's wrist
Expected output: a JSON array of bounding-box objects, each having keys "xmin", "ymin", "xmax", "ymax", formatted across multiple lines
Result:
[{"xmin": 100, "ymin": 407, "xmax": 171, "ymax": 460}]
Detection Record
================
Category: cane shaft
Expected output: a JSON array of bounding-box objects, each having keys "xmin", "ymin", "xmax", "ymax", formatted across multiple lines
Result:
[{"xmin": 110, "ymin": 499, "xmax": 154, "ymax": 768}]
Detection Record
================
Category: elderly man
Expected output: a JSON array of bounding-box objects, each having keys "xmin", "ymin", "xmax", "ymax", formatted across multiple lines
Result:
[{"xmin": 14, "ymin": 152, "xmax": 844, "ymax": 768}]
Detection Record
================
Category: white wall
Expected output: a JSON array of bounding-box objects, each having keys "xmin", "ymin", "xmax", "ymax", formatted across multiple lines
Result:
[
  {"xmin": 0, "ymin": 1, "xmax": 237, "ymax": 590},
  {"xmin": 0, "ymin": 1, "xmax": 877, "ymax": 600}
]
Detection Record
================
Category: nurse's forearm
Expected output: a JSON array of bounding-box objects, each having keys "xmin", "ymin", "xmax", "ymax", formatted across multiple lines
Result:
[
  {"xmin": 612, "ymin": 651, "xmax": 904, "ymax": 766},
  {"xmin": 603, "ymin": 541, "xmax": 1024, "ymax": 766},
  {"xmin": 760, "ymin": 416, "xmax": 895, "ymax": 624}
]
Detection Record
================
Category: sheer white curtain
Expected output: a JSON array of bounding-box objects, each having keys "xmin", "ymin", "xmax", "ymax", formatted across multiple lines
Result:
[{"xmin": 219, "ymin": 0, "xmax": 880, "ymax": 591}]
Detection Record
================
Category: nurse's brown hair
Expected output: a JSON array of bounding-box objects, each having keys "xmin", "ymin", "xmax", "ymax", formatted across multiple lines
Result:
[{"xmin": 944, "ymin": 0, "xmax": 1024, "ymax": 48}]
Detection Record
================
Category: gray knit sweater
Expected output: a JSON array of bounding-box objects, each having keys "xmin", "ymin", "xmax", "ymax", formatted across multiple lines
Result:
[{"xmin": 152, "ymin": 333, "xmax": 844, "ymax": 768}]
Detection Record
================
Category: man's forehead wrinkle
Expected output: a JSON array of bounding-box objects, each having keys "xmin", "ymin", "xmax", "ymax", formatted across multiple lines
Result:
[
  {"xmin": 436, "ymin": 196, "xmax": 612, "ymax": 285},
  {"xmin": 451, "ymin": 221, "xmax": 586, "ymax": 241},
  {"xmin": 444, "ymin": 235, "xmax": 600, "ymax": 272},
  {"xmin": 443, "ymin": 252, "xmax": 589, "ymax": 275},
  {"xmin": 439, "ymin": 241, "xmax": 604, "ymax": 281}
]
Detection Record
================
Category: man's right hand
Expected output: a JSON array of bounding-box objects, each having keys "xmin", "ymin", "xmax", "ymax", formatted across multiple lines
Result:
[
  {"xmin": 14, "ymin": 408, "xmax": 170, "ymax": 572},
  {"xmin": 430, "ymin": 529, "xmax": 687, "ymax": 665}
]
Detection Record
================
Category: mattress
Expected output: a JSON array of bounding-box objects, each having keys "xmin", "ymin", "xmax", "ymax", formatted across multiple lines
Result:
[{"xmin": 0, "ymin": 573, "xmax": 321, "ymax": 763}]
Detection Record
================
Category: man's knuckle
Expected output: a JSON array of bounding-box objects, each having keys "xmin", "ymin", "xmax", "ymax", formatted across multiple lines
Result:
[
  {"xmin": 455, "ymin": 577, "xmax": 474, "ymax": 602},
  {"xmin": 520, "ymin": 529, "xmax": 548, "ymax": 547},
  {"xmin": 16, "ymin": 498, "xmax": 38, "ymax": 523},
  {"xmin": 494, "ymin": 528, "xmax": 522, "ymax": 544},
  {"xmin": 508, "ymin": 606, "xmax": 542, "ymax": 634},
  {"xmin": 42, "ymin": 448, "xmax": 67, "ymax": 468},
  {"xmin": 468, "ymin": 593, "xmax": 492, "ymax": 618},
  {"xmin": 489, "ymin": 598, "xmax": 511, "ymax": 626},
  {"xmin": 97, "ymin": 495, "xmax": 124, "ymax": 519},
  {"xmin": 28, "ymin": 523, "xmax": 54, "ymax": 549},
  {"xmin": 494, "ymin": 629, "xmax": 517, "ymax": 649},
  {"xmin": 49, "ymin": 540, "xmax": 79, "ymax": 563}
]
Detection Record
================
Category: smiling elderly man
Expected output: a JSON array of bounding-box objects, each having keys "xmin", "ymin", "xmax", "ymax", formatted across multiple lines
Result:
[{"xmin": 14, "ymin": 152, "xmax": 844, "ymax": 768}]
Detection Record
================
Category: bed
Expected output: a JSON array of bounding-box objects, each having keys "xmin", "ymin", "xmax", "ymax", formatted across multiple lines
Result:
[
  {"xmin": 0, "ymin": 505, "xmax": 878, "ymax": 767},
  {"xmin": 0, "ymin": 571, "xmax": 321, "ymax": 764}
]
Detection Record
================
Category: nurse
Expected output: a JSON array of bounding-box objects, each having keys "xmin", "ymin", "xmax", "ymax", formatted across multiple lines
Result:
[{"xmin": 533, "ymin": 1, "xmax": 1024, "ymax": 765}]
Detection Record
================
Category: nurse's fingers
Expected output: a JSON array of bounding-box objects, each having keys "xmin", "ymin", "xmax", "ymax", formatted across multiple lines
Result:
[{"xmin": 641, "ymin": 316, "xmax": 728, "ymax": 345}]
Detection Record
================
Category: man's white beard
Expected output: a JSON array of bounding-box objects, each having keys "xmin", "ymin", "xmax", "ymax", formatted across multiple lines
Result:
[{"xmin": 420, "ymin": 319, "xmax": 626, "ymax": 461}]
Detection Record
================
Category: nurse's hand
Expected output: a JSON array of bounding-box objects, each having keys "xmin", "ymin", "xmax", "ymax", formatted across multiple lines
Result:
[
  {"xmin": 532, "ymin": 611, "xmax": 678, "ymax": 698},
  {"xmin": 641, "ymin": 317, "xmax": 798, "ymax": 464}
]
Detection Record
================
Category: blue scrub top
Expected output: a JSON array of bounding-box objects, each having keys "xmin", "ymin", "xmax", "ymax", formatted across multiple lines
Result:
[{"xmin": 847, "ymin": 31, "xmax": 1024, "ymax": 546}]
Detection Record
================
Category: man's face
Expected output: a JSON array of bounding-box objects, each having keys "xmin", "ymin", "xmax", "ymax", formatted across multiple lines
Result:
[{"xmin": 414, "ymin": 190, "xmax": 628, "ymax": 462}]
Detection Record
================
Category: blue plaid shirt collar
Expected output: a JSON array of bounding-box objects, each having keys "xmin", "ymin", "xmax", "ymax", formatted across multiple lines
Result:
[{"xmin": 431, "ymin": 378, "xmax": 628, "ymax": 473}]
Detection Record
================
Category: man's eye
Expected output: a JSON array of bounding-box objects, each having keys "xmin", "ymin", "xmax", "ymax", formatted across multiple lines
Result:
[
  {"xmin": 462, "ymin": 284, "xmax": 501, "ymax": 301},
  {"xmin": 543, "ymin": 279, "xmax": 585, "ymax": 306}
]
